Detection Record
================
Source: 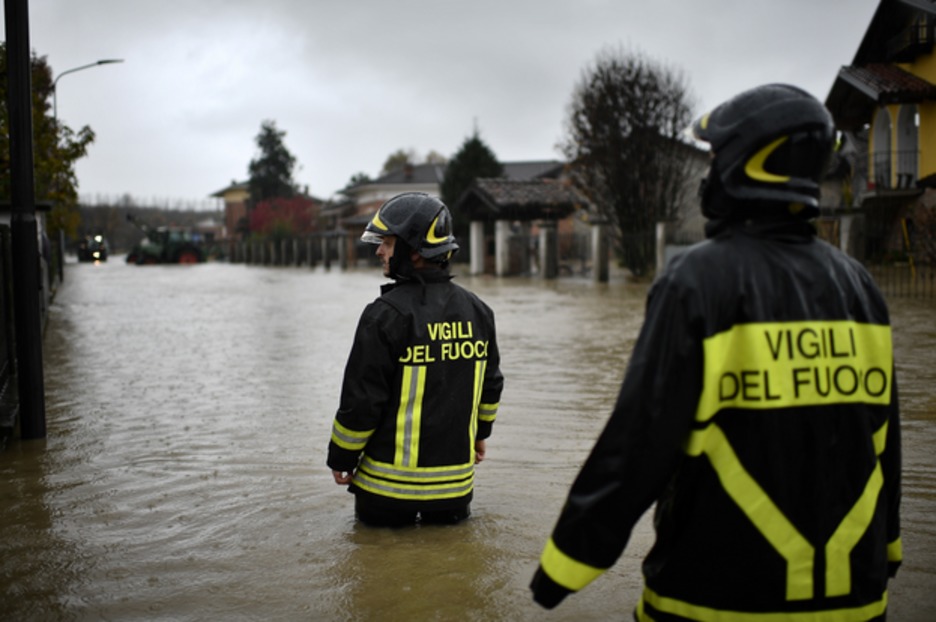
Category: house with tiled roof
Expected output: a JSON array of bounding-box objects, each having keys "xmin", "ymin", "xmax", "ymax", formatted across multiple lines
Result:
[
  {"xmin": 826, "ymin": 0, "xmax": 936, "ymax": 259},
  {"xmin": 338, "ymin": 162, "xmax": 448, "ymax": 223},
  {"xmin": 455, "ymin": 177, "xmax": 588, "ymax": 276},
  {"xmin": 331, "ymin": 159, "xmax": 569, "ymax": 268},
  {"xmin": 337, "ymin": 160, "xmax": 565, "ymax": 218},
  {"xmin": 210, "ymin": 180, "xmax": 250, "ymax": 240}
]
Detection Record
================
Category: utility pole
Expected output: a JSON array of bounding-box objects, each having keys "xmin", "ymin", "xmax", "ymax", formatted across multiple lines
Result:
[{"xmin": 5, "ymin": 0, "xmax": 47, "ymax": 439}]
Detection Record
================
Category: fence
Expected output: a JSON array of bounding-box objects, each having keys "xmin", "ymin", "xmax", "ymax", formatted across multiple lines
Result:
[
  {"xmin": 227, "ymin": 233, "xmax": 338, "ymax": 268},
  {"xmin": 866, "ymin": 263, "xmax": 936, "ymax": 299},
  {"xmin": 0, "ymin": 223, "xmax": 66, "ymax": 445},
  {"xmin": 0, "ymin": 226, "xmax": 17, "ymax": 440},
  {"xmin": 870, "ymin": 150, "xmax": 920, "ymax": 191},
  {"xmin": 228, "ymin": 230, "xmax": 599, "ymax": 277},
  {"xmin": 231, "ymin": 222, "xmax": 936, "ymax": 298}
]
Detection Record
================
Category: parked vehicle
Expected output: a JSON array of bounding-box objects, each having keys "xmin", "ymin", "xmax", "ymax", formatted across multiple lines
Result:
[
  {"xmin": 77, "ymin": 235, "xmax": 109, "ymax": 262},
  {"xmin": 125, "ymin": 214, "xmax": 205, "ymax": 265}
]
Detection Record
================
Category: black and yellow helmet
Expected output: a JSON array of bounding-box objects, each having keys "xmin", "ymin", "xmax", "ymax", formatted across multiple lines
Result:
[
  {"xmin": 361, "ymin": 192, "xmax": 459, "ymax": 262},
  {"xmin": 692, "ymin": 83, "xmax": 835, "ymax": 219}
]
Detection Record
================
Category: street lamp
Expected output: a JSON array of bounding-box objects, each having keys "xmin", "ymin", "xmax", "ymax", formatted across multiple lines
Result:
[{"xmin": 52, "ymin": 58, "xmax": 124, "ymax": 121}]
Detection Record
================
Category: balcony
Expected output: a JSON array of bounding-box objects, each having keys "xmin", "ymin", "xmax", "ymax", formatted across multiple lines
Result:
[
  {"xmin": 865, "ymin": 150, "xmax": 921, "ymax": 191},
  {"xmin": 887, "ymin": 17, "xmax": 935, "ymax": 62}
]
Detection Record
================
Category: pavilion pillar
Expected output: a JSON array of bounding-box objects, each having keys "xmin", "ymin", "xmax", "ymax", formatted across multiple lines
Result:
[
  {"xmin": 322, "ymin": 234, "xmax": 331, "ymax": 269},
  {"xmin": 591, "ymin": 220, "xmax": 609, "ymax": 283},
  {"xmin": 469, "ymin": 220, "xmax": 485, "ymax": 275},
  {"xmin": 518, "ymin": 221, "xmax": 532, "ymax": 275},
  {"xmin": 656, "ymin": 222, "xmax": 667, "ymax": 275},
  {"xmin": 539, "ymin": 220, "xmax": 559, "ymax": 279},
  {"xmin": 337, "ymin": 230, "xmax": 348, "ymax": 270},
  {"xmin": 495, "ymin": 219, "xmax": 511, "ymax": 277}
]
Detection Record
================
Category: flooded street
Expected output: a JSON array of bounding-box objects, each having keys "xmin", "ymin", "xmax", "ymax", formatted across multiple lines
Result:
[{"xmin": 2, "ymin": 259, "xmax": 934, "ymax": 621}]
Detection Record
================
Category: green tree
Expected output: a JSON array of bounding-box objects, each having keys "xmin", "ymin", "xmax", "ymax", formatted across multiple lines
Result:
[
  {"xmin": 0, "ymin": 43, "xmax": 95, "ymax": 240},
  {"xmin": 248, "ymin": 120, "xmax": 297, "ymax": 202},
  {"xmin": 563, "ymin": 46, "xmax": 695, "ymax": 277},
  {"xmin": 440, "ymin": 130, "xmax": 503, "ymax": 239}
]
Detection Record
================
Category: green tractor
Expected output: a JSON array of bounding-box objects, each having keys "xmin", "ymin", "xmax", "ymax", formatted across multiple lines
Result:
[{"xmin": 125, "ymin": 214, "xmax": 205, "ymax": 265}]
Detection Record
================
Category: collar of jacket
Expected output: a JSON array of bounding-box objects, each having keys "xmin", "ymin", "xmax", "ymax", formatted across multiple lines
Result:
[
  {"xmin": 704, "ymin": 216, "xmax": 816, "ymax": 242},
  {"xmin": 380, "ymin": 269, "xmax": 453, "ymax": 295}
]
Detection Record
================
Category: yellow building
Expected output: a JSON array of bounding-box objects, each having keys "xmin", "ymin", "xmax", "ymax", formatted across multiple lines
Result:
[
  {"xmin": 210, "ymin": 180, "xmax": 251, "ymax": 242},
  {"xmin": 826, "ymin": 0, "xmax": 936, "ymax": 260}
]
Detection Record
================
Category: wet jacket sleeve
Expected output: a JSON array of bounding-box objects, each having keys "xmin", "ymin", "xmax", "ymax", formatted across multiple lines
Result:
[
  {"xmin": 477, "ymin": 311, "xmax": 504, "ymax": 441},
  {"xmin": 884, "ymin": 369, "xmax": 902, "ymax": 578},
  {"xmin": 326, "ymin": 302, "xmax": 400, "ymax": 473},
  {"xmin": 531, "ymin": 274, "xmax": 701, "ymax": 608}
]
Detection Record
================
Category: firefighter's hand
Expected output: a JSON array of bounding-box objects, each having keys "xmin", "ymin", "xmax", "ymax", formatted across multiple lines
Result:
[
  {"xmin": 332, "ymin": 470, "xmax": 353, "ymax": 485},
  {"xmin": 475, "ymin": 439, "xmax": 486, "ymax": 464}
]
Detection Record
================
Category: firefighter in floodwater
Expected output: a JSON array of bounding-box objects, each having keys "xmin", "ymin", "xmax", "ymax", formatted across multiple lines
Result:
[
  {"xmin": 327, "ymin": 192, "xmax": 504, "ymax": 527},
  {"xmin": 530, "ymin": 84, "xmax": 901, "ymax": 620}
]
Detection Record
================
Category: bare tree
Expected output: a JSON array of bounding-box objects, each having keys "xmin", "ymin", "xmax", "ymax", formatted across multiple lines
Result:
[
  {"xmin": 380, "ymin": 148, "xmax": 447, "ymax": 176},
  {"xmin": 425, "ymin": 150, "xmax": 448, "ymax": 166},
  {"xmin": 381, "ymin": 148, "xmax": 419, "ymax": 175},
  {"xmin": 563, "ymin": 46, "xmax": 695, "ymax": 277}
]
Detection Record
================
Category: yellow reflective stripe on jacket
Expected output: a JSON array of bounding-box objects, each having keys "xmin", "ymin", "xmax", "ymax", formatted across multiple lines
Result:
[
  {"xmin": 354, "ymin": 457, "xmax": 474, "ymax": 501},
  {"xmin": 685, "ymin": 419, "xmax": 893, "ymax": 601},
  {"xmin": 872, "ymin": 419, "xmax": 888, "ymax": 456},
  {"xmin": 638, "ymin": 586, "xmax": 888, "ymax": 622},
  {"xmin": 473, "ymin": 359, "xmax": 486, "ymax": 415},
  {"xmin": 826, "ymin": 460, "xmax": 883, "ymax": 596},
  {"xmin": 353, "ymin": 473, "xmax": 473, "ymax": 500},
  {"xmin": 539, "ymin": 537, "xmax": 605, "ymax": 591},
  {"xmin": 478, "ymin": 401, "xmax": 498, "ymax": 423},
  {"xmin": 888, "ymin": 537, "xmax": 903, "ymax": 563},
  {"xmin": 395, "ymin": 365, "xmax": 426, "ymax": 468},
  {"xmin": 330, "ymin": 420, "xmax": 374, "ymax": 451},
  {"xmin": 689, "ymin": 423, "xmax": 815, "ymax": 600},
  {"xmin": 469, "ymin": 361, "xmax": 484, "ymax": 457},
  {"xmin": 696, "ymin": 321, "xmax": 892, "ymax": 423},
  {"xmin": 473, "ymin": 359, "xmax": 499, "ymax": 424},
  {"xmin": 359, "ymin": 455, "xmax": 474, "ymax": 482}
]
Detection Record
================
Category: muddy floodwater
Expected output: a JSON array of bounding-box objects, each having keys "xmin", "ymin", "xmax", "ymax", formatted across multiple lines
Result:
[{"xmin": 2, "ymin": 259, "xmax": 934, "ymax": 621}]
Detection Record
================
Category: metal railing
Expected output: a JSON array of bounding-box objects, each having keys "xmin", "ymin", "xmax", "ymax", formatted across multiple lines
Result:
[
  {"xmin": 887, "ymin": 15, "xmax": 934, "ymax": 61},
  {"xmin": 867, "ymin": 263, "xmax": 936, "ymax": 299},
  {"xmin": 869, "ymin": 150, "xmax": 920, "ymax": 191}
]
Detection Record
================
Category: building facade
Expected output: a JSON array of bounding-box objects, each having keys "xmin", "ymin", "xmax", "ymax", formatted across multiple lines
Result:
[{"xmin": 826, "ymin": 0, "xmax": 936, "ymax": 261}]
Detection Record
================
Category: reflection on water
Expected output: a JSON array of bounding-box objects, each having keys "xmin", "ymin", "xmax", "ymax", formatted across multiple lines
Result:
[{"xmin": 0, "ymin": 260, "xmax": 933, "ymax": 620}]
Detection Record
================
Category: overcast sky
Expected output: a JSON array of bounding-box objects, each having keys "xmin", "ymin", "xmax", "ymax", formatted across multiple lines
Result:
[{"xmin": 6, "ymin": 0, "xmax": 879, "ymax": 206}]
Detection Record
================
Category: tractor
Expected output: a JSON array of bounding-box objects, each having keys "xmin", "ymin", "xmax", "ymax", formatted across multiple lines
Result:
[{"xmin": 125, "ymin": 214, "xmax": 205, "ymax": 265}]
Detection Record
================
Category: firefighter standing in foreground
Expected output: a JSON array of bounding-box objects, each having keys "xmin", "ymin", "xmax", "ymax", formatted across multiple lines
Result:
[
  {"xmin": 530, "ymin": 84, "xmax": 901, "ymax": 620},
  {"xmin": 327, "ymin": 193, "xmax": 504, "ymax": 527}
]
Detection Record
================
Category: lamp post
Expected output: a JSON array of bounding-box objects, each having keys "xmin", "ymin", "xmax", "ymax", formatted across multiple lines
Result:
[{"xmin": 52, "ymin": 58, "xmax": 123, "ymax": 120}]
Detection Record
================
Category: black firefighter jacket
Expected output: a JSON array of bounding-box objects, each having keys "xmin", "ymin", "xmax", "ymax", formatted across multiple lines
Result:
[
  {"xmin": 328, "ymin": 271, "xmax": 504, "ymax": 513},
  {"xmin": 531, "ymin": 219, "xmax": 901, "ymax": 621}
]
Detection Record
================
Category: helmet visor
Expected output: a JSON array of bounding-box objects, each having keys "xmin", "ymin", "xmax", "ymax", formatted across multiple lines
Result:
[{"xmin": 360, "ymin": 230, "xmax": 385, "ymax": 245}]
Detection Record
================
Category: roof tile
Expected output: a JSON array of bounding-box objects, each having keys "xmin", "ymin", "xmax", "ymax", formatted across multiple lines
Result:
[{"xmin": 838, "ymin": 63, "xmax": 936, "ymax": 103}]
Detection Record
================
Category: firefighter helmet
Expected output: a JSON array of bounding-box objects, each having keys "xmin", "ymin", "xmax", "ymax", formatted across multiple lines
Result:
[
  {"xmin": 692, "ymin": 83, "xmax": 835, "ymax": 219},
  {"xmin": 361, "ymin": 192, "xmax": 459, "ymax": 262}
]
